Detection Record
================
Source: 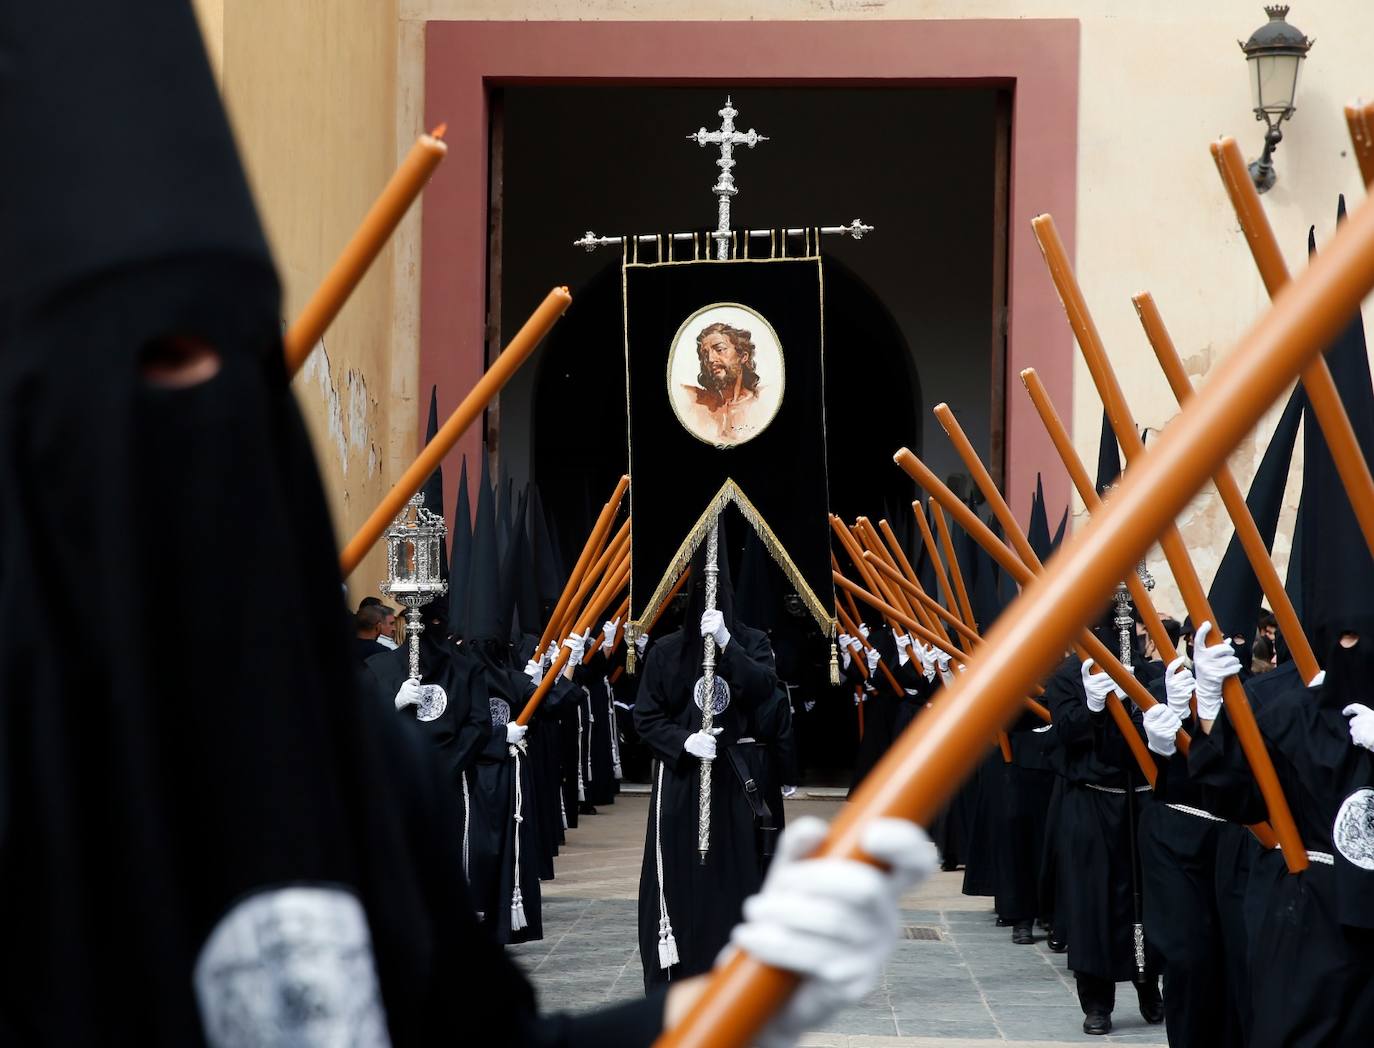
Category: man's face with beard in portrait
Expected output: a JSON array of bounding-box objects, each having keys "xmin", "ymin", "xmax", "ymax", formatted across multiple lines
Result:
[{"xmin": 700, "ymin": 329, "xmax": 746, "ymax": 394}]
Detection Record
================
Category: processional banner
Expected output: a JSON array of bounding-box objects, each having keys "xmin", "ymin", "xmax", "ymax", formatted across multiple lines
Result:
[{"xmin": 623, "ymin": 235, "xmax": 835, "ymax": 645}]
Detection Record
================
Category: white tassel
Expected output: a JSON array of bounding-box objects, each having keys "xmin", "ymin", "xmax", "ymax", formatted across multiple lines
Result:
[
  {"xmin": 576, "ymin": 705, "xmax": 586, "ymax": 801},
  {"xmin": 657, "ymin": 916, "xmax": 680, "ymax": 968},
  {"xmin": 608, "ymin": 685, "xmax": 623, "ymax": 780},
  {"xmin": 510, "ymin": 745, "xmax": 528, "ymax": 933},
  {"xmin": 654, "ymin": 760, "xmax": 678, "ymax": 970}
]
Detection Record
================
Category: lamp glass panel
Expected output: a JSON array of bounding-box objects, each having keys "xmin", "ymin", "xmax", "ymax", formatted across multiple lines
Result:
[{"xmin": 1254, "ymin": 53, "xmax": 1300, "ymax": 115}]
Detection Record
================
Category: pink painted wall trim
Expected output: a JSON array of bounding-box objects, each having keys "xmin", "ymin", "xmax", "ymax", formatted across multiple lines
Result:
[{"xmin": 422, "ymin": 19, "xmax": 1079, "ymax": 526}]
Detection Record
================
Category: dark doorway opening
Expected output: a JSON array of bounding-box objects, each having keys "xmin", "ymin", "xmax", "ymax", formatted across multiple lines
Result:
[{"xmin": 490, "ymin": 85, "xmax": 1007, "ymax": 781}]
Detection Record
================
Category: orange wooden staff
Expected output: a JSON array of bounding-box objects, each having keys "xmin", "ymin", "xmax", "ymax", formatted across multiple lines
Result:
[
  {"xmin": 1030, "ymin": 213, "xmax": 1305, "ymax": 870},
  {"xmin": 846, "ymin": 522, "xmax": 932, "ymax": 648},
  {"xmin": 862, "ymin": 554, "xmax": 980, "ymax": 649},
  {"xmin": 654, "ymin": 152, "xmax": 1374, "ymax": 1048},
  {"xmin": 1017, "ymin": 369, "xmax": 1187, "ymax": 672},
  {"xmin": 537, "ymin": 476, "xmax": 629, "ymax": 656},
  {"xmin": 1213, "ymin": 136, "xmax": 1374, "ymax": 562},
  {"xmin": 905, "ymin": 458, "xmax": 1176, "ymax": 778},
  {"xmin": 558, "ymin": 521, "xmax": 630, "ymax": 642},
  {"xmin": 285, "ymin": 127, "xmax": 448, "ymax": 378},
  {"xmin": 1133, "ymin": 292, "xmax": 1320, "ymax": 680},
  {"xmin": 516, "ymin": 557, "xmax": 629, "ymax": 728},
  {"xmin": 828, "ymin": 560, "xmax": 907, "ymax": 697},
  {"xmin": 931, "ymin": 504, "xmax": 977, "ymax": 629},
  {"xmin": 583, "ymin": 595, "xmax": 632, "ymax": 666},
  {"xmin": 912, "ymin": 501, "xmax": 962, "ymax": 627},
  {"xmin": 830, "ymin": 516, "xmax": 901, "ymax": 628},
  {"xmin": 855, "ymin": 519, "xmax": 944, "ymax": 645},
  {"xmin": 609, "ymin": 567, "xmax": 691, "ymax": 683},
  {"xmin": 1347, "ymin": 100, "xmax": 1374, "ymax": 187},
  {"xmin": 832, "ymin": 572, "xmax": 962, "ymax": 661},
  {"xmin": 875, "ymin": 519, "xmax": 956, "ymax": 649},
  {"xmin": 339, "ymin": 288, "xmax": 571, "ymax": 576}
]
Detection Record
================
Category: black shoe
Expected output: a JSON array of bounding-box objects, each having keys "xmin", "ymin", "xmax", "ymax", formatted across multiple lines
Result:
[
  {"xmin": 1082, "ymin": 1010, "xmax": 1112, "ymax": 1035},
  {"xmin": 940, "ymin": 859, "xmax": 959, "ymax": 872},
  {"xmin": 1047, "ymin": 929, "xmax": 1067, "ymax": 953},
  {"xmin": 578, "ymin": 802, "xmax": 598, "ymax": 815},
  {"xmin": 1011, "ymin": 920, "xmax": 1034, "ymax": 945},
  {"xmin": 1137, "ymin": 980, "xmax": 1164, "ymax": 1025}
]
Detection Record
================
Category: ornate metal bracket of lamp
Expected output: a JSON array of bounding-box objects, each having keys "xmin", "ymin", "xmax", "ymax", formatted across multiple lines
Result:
[
  {"xmin": 379, "ymin": 491, "xmax": 448, "ymax": 687},
  {"xmin": 1240, "ymin": 6, "xmax": 1314, "ymax": 194}
]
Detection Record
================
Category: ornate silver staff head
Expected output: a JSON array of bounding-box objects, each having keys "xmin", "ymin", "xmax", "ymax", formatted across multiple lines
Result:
[{"xmin": 379, "ymin": 492, "xmax": 448, "ymax": 681}]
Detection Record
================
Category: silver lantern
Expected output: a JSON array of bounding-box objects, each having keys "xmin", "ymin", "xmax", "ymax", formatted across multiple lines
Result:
[{"xmin": 379, "ymin": 491, "xmax": 448, "ymax": 681}]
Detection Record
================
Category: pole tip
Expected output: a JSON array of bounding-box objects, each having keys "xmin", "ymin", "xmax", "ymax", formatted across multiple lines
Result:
[
  {"xmin": 430, "ymin": 122, "xmax": 448, "ymax": 139},
  {"xmin": 1019, "ymin": 367, "xmax": 1036, "ymax": 383}
]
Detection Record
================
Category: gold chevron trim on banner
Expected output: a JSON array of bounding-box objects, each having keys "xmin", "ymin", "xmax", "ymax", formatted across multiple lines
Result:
[{"xmin": 628, "ymin": 478, "xmax": 836, "ymax": 648}]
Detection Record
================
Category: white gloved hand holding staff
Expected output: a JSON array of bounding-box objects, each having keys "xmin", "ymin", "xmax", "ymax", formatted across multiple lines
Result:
[{"xmin": 725, "ymin": 816, "xmax": 938, "ymax": 1048}]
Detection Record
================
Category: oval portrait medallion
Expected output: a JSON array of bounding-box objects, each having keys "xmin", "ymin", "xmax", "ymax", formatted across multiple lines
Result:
[{"xmin": 667, "ymin": 302, "xmax": 785, "ymax": 449}]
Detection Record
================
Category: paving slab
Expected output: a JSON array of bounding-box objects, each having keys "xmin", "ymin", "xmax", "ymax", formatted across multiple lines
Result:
[{"xmin": 514, "ymin": 794, "xmax": 1166, "ymax": 1045}]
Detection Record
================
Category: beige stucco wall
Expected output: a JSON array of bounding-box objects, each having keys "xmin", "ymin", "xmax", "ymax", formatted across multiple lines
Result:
[
  {"xmin": 196, "ymin": 0, "xmax": 414, "ymax": 603},
  {"xmin": 208, "ymin": 0, "xmax": 1374, "ymax": 623}
]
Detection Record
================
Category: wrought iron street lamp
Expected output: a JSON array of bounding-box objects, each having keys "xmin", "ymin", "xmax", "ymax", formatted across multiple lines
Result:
[{"xmin": 1240, "ymin": 6, "xmax": 1314, "ymax": 193}]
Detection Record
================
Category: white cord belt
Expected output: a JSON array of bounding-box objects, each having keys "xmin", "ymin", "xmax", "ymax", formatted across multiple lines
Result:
[
  {"xmin": 1165, "ymin": 803, "xmax": 1225, "ymax": 822},
  {"xmin": 1085, "ymin": 782, "xmax": 1153, "ymax": 795},
  {"xmin": 1276, "ymin": 844, "xmax": 1336, "ymax": 866}
]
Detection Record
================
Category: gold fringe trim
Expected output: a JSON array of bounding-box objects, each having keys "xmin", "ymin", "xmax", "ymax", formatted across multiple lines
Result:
[{"xmin": 628, "ymin": 478, "xmax": 837, "ymax": 645}]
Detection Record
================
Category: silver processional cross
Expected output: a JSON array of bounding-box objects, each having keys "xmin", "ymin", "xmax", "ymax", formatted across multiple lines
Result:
[{"xmin": 687, "ymin": 97, "xmax": 768, "ymax": 261}]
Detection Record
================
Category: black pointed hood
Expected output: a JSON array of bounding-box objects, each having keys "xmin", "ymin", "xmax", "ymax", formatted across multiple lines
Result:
[
  {"xmin": 1050, "ymin": 504, "xmax": 1069, "ymax": 553},
  {"xmin": 420, "ymin": 386, "xmax": 447, "ymax": 578},
  {"xmin": 1095, "ymin": 410, "xmax": 1122, "ymax": 495},
  {"xmin": 465, "ymin": 451, "xmax": 502, "ymax": 643},
  {"xmin": 1296, "ymin": 201, "xmax": 1374, "ymax": 671},
  {"xmin": 528, "ymin": 482, "xmax": 564, "ymax": 616},
  {"xmin": 1208, "ymin": 384, "xmax": 1304, "ymax": 643},
  {"xmin": 734, "ymin": 526, "xmax": 781, "ymax": 631},
  {"xmin": 1027, "ymin": 474, "xmax": 1053, "ymax": 564},
  {"xmin": 0, "ymin": 4, "xmax": 275, "ymax": 318},
  {"xmin": 447, "ymin": 456, "xmax": 473, "ymax": 637},
  {"xmin": 497, "ymin": 489, "xmax": 530, "ymax": 642}
]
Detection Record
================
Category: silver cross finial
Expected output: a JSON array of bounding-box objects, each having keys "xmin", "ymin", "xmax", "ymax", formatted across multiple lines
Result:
[{"xmin": 688, "ymin": 97, "xmax": 767, "ymax": 259}]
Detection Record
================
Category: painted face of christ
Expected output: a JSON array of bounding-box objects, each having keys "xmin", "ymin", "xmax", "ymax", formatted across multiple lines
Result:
[{"xmin": 695, "ymin": 323, "xmax": 759, "ymax": 401}]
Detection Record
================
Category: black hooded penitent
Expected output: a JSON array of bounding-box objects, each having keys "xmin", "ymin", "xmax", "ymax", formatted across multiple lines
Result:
[{"xmin": 0, "ymin": 5, "xmax": 668, "ymax": 1045}]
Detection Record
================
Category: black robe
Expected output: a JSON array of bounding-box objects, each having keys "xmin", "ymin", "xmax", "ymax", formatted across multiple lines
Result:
[
  {"xmin": 465, "ymin": 646, "xmax": 562, "ymax": 945},
  {"xmin": 634, "ymin": 625, "xmax": 776, "ymax": 988},
  {"xmin": 1042, "ymin": 656, "xmax": 1161, "ymax": 984},
  {"xmin": 578, "ymin": 649, "xmax": 620, "ymax": 806},
  {"xmin": 362, "ymin": 638, "xmax": 491, "ymax": 888},
  {"xmin": 1189, "ymin": 663, "xmax": 1374, "ymax": 1048},
  {"xmin": 990, "ymin": 712, "xmax": 1058, "ymax": 923}
]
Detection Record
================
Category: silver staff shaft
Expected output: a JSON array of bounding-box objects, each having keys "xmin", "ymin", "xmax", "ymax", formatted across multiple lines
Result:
[
  {"xmin": 406, "ymin": 604, "xmax": 424, "ymax": 681},
  {"xmin": 697, "ymin": 521, "xmax": 721, "ymax": 863}
]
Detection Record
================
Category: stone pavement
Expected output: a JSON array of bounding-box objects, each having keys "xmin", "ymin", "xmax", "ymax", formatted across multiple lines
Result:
[{"xmin": 509, "ymin": 793, "xmax": 1168, "ymax": 1046}]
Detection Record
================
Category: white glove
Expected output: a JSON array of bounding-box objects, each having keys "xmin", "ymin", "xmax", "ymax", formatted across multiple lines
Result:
[
  {"xmin": 1192, "ymin": 621, "xmax": 1241, "ymax": 721},
  {"xmin": 523, "ymin": 659, "xmax": 544, "ymax": 685},
  {"xmin": 1144, "ymin": 704, "xmax": 1183, "ymax": 757},
  {"xmin": 635, "ymin": 633, "xmax": 649, "ymax": 655},
  {"xmin": 837, "ymin": 633, "xmax": 854, "ymax": 671},
  {"xmin": 1344, "ymin": 704, "xmax": 1374, "ymax": 751},
  {"xmin": 859, "ymin": 624, "xmax": 871, "ymax": 639},
  {"xmin": 1164, "ymin": 654, "xmax": 1195, "ymax": 716},
  {"xmin": 394, "ymin": 677, "xmax": 421, "ymax": 712},
  {"xmin": 935, "ymin": 648, "xmax": 952, "ymax": 674},
  {"xmin": 728, "ymin": 816, "xmax": 937, "ymax": 1048},
  {"xmin": 563, "ymin": 632, "xmax": 587, "ymax": 664},
  {"xmin": 914, "ymin": 642, "xmax": 938, "ymax": 682},
  {"xmin": 601, "ymin": 617, "xmax": 620, "ymax": 653},
  {"xmin": 865, "ymin": 646, "xmax": 881, "ymax": 673},
  {"xmin": 701, "ymin": 608, "xmax": 731, "ymax": 651},
  {"xmin": 505, "ymin": 722, "xmax": 528, "ymax": 746},
  {"xmin": 781, "ymin": 785, "xmax": 798, "ymax": 799},
  {"xmin": 894, "ymin": 632, "xmax": 912, "ymax": 666},
  {"xmin": 1080, "ymin": 659, "xmax": 1124, "ymax": 714},
  {"xmin": 685, "ymin": 726, "xmax": 722, "ymax": 760}
]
